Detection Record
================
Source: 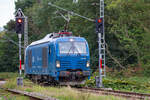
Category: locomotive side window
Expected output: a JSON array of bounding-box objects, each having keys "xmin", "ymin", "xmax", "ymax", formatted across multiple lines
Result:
[
  {"xmin": 28, "ymin": 50, "xmax": 32, "ymax": 67},
  {"xmin": 42, "ymin": 47, "xmax": 48, "ymax": 68}
]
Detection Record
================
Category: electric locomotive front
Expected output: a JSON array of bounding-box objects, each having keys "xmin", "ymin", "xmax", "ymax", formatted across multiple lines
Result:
[
  {"xmin": 55, "ymin": 36, "xmax": 91, "ymax": 84},
  {"xmin": 25, "ymin": 32, "xmax": 90, "ymax": 85}
]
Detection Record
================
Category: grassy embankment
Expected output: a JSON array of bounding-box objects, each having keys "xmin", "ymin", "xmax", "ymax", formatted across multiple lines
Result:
[
  {"xmin": 85, "ymin": 68, "xmax": 150, "ymax": 93},
  {"xmin": 0, "ymin": 72, "xmax": 18, "ymax": 79},
  {"xmin": 0, "ymin": 72, "xmax": 29, "ymax": 100},
  {"xmin": 0, "ymin": 72, "xmax": 125, "ymax": 100},
  {"xmin": 1, "ymin": 71, "xmax": 150, "ymax": 100},
  {"xmin": 0, "ymin": 88, "xmax": 29, "ymax": 100}
]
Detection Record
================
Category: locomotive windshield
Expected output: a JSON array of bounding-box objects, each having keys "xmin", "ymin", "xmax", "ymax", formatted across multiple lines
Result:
[{"xmin": 59, "ymin": 42, "xmax": 87, "ymax": 54}]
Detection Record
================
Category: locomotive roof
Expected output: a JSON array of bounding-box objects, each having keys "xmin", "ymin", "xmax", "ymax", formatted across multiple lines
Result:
[{"xmin": 29, "ymin": 33, "xmax": 85, "ymax": 47}]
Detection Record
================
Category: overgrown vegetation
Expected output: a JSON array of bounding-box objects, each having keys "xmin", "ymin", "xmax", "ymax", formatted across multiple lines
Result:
[
  {"xmin": 0, "ymin": 72, "xmax": 18, "ymax": 79},
  {"xmin": 85, "ymin": 70, "xmax": 150, "ymax": 93},
  {"xmin": 2, "ymin": 72, "xmax": 150, "ymax": 97},
  {"xmin": 0, "ymin": 88, "xmax": 29, "ymax": 100},
  {"xmin": 2, "ymin": 76, "xmax": 125, "ymax": 100}
]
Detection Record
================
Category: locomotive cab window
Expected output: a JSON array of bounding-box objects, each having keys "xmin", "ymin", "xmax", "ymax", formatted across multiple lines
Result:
[
  {"xmin": 59, "ymin": 42, "xmax": 87, "ymax": 54},
  {"xmin": 42, "ymin": 47, "xmax": 48, "ymax": 67}
]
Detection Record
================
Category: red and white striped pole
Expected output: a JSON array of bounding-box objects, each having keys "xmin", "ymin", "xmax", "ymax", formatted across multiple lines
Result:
[
  {"xmin": 97, "ymin": 0, "xmax": 105, "ymax": 88},
  {"xmin": 16, "ymin": 8, "xmax": 25, "ymax": 86},
  {"xmin": 98, "ymin": 33, "xmax": 103, "ymax": 88},
  {"xmin": 18, "ymin": 34, "xmax": 22, "ymax": 76},
  {"xmin": 100, "ymin": 58, "xmax": 102, "ymax": 69}
]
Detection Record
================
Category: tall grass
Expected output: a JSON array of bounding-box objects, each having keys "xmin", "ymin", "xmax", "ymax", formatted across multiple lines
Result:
[
  {"xmin": 0, "ymin": 72, "xmax": 18, "ymax": 79},
  {"xmin": 0, "ymin": 88, "xmax": 29, "ymax": 100},
  {"xmin": 25, "ymin": 85, "xmax": 125, "ymax": 100},
  {"xmin": 1, "ymin": 72, "xmax": 126, "ymax": 100},
  {"xmin": 3, "ymin": 78, "xmax": 17, "ymax": 89}
]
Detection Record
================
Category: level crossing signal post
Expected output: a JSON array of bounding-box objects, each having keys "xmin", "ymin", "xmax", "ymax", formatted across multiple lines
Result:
[
  {"xmin": 15, "ymin": 8, "xmax": 26, "ymax": 86},
  {"xmin": 95, "ymin": 0, "xmax": 106, "ymax": 88}
]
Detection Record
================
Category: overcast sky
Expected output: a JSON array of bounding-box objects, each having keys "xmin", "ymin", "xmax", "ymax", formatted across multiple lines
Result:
[{"xmin": 0, "ymin": 0, "xmax": 15, "ymax": 28}]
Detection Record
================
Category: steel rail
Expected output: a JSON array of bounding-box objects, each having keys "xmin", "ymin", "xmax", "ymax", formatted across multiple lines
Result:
[
  {"xmin": 75, "ymin": 87, "xmax": 150, "ymax": 99},
  {"xmin": 0, "ymin": 87, "xmax": 58, "ymax": 100}
]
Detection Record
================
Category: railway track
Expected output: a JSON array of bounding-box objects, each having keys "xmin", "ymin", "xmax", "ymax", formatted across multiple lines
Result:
[
  {"xmin": 31, "ymin": 81, "xmax": 150, "ymax": 99},
  {"xmin": 0, "ymin": 87, "xmax": 58, "ymax": 100},
  {"xmin": 1, "ymin": 79, "xmax": 150, "ymax": 100},
  {"xmin": 75, "ymin": 87, "xmax": 150, "ymax": 100},
  {"xmin": 0, "ymin": 80, "xmax": 58, "ymax": 100}
]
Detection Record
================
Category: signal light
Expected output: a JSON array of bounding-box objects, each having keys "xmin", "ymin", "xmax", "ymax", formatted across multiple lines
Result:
[
  {"xmin": 16, "ymin": 18, "xmax": 24, "ymax": 34},
  {"xmin": 95, "ymin": 18, "xmax": 104, "ymax": 33},
  {"xmin": 98, "ymin": 19, "xmax": 102, "ymax": 23},
  {"xmin": 17, "ymin": 19, "xmax": 22, "ymax": 23}
]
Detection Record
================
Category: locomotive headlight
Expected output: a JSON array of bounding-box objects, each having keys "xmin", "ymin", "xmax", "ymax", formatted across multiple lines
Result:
[
  {"xmin": 70, "ymin": 38, "xmax": 74, "ymax": 42},
  {"xmin": 56, "ymin": 61, "xmax": 60, "ymax": 68},
  {"xmin": 86, "ymin": 61, "xmax": 90, "ymax": 67}
]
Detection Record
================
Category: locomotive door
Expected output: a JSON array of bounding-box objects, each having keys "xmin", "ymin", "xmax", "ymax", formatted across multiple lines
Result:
[{"xmin": 48, "ymin": 44, "xmax": 55, "ymax": 71}]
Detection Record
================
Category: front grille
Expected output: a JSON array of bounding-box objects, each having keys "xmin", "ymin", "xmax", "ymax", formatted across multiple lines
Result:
[
  {"xmin": 61, "ymin": 60, "xmax": 71, "ymax": 67},
  {"xmin": 60, "ymin": 60, "xmax": 86, "ymax": 68},
  {"xmin": 76, "ymin": 61, "xmax": 86, "ymax": 67}
]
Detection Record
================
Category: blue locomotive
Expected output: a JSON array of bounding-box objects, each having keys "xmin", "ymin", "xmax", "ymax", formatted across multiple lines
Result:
[{"xmin": 25, "ymin": 32, "xmax": 90, "ymax": 85}]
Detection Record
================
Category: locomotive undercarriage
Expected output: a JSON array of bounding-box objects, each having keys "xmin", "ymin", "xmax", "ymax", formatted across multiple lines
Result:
[
  {"xmin": 26, "ymin": 74, "xmax": 57, "ymax": 85},
  {"xmin": 59, "ymin": 70, "xmax": 90, "ymax": 82},
  {"xmin": 26, "ymin": 70, "xmax": 90, "ymax": 85}
]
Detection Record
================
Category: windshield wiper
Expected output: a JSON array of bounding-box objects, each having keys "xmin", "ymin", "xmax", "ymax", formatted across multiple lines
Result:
[
  {"xmin": 67, "ymin": 44, "xmax": 74, "ymax": 56},
  {"xmin": 74, "ymin": 46, "xmax": 81, "ymax": 56},
  {"xmin": 66, "ymin": 43, "xmax": 81, "ymax": 56}
]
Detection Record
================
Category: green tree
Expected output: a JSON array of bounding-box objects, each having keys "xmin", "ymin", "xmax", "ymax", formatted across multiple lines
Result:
[{"xmin": 1, "ymin": 0, "xmax": 150, "ymax": 73}]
